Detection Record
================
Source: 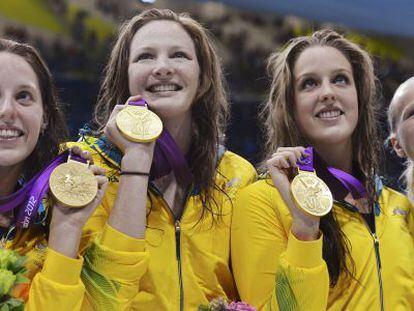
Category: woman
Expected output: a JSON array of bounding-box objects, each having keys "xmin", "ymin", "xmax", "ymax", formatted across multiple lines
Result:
[
  {"xmin": 388, "ymin": 77, "xmax": 414, "ymax": 202},
  {"xmin": 0, "ymin": 38, "xmax": 107, "ymax": 310},
  {"xmin": 231, "ymin": 29, "xmax": 414, "ymax": 310},
  {"xmin": 74, "ymin": 8, "xmax": 256, "ymax": 310}
]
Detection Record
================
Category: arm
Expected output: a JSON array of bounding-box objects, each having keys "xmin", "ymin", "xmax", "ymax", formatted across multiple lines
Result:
[
  {"xmin": 231, "ymin": 183, "xmax": 329, "ymax": 311},
  {"xmin": 79, "ymin": 96, "xmax": 154, "ymax": 309},
  {"xmin": 26, "ymin": 147, "xmax": 108, "ymax": 311}
]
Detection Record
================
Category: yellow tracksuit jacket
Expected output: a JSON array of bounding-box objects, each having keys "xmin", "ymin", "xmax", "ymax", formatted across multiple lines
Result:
[
  {"xmin": 231, "ymin": 177, "xmax": 414, "ymax": 311},
  {"xmin": 68, "ymin": 135, "xmax": 257, "ymax": 310}
]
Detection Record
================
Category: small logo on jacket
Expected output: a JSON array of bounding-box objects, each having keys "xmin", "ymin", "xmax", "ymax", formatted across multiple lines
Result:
[{"xmin": 393, "ymin": 208, "xmax": 408, "ymax": 217}]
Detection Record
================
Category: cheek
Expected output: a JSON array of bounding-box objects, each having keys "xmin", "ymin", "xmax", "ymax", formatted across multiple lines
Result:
[{"xmin": 128, "ymin": 65, "xmax": 146, "ymax": 94}]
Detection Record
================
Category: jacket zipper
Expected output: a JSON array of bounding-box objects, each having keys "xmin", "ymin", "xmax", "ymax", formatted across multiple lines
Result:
[
  {"xmin": 175, "ymin": 220, "xmax": 184, "ymax": 311},
  {"xmin": 337, "ymin": 201, "xmax": 384, "ymax": 311},
  {"xmin": 150, "ymin": 185, "xmax": 191, "ymax": 311},
  {"xmin": 360, "ymin": 215, "xmax": 384, "ymax": 311},
  {"xmin": 372, "ymin": 232, "xmax": 384, "ymax": 311}
]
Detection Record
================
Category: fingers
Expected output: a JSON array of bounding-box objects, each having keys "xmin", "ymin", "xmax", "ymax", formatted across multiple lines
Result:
[
  {"xmin": 267, "ymin": 146, "xmax": 307, "ymax": 170},
  {"xmin": 70, "ymin": 146, "xmax": 94, "ymax": 165}
]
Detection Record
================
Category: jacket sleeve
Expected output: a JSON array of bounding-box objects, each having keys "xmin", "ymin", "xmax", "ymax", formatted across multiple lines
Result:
[
  {"xmin": 81, "ymin": 223, "xmax": 149, "ymax": 310},
  {"xmin": 26, "ymin": 248, "xmax": 85, "ymax": 311},
  {"xmin": 231, "ymin": 182, "xmax": 329, "ymax": 311}
]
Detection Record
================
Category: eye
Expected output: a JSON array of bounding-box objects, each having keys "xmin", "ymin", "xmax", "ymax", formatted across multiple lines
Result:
[
  {"xmin": 136, "ymin": 53, "xmax": 154, "ymax": 62},
  {"xmin": 301, "ymin": 78, "xmax": 317, "ymax": 90},
  {"xmin": 403, "ymin": 107, "xmax": 414, "ymax": 121},
  {"xmin": 172, "ymin": 51, "xmax": 189, "ymax": 59},
  {"xmin": 16, "ymin": 91, "xmax": 34, "ymax": 104},
  {"xmin": 333, "ymin": 74, "xmax": 349, "ymax": 85}
]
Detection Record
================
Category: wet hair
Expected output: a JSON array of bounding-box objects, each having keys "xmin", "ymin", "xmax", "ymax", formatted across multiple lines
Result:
[
  {"xmin": 92, "ymin": 8, "xmax": 229, "ymax": 220},
  {"xmin": 0, "ymin": 38, "xmax": 68, "ymax": 178},
  {"xmin": 261, "ymin": 29, "xmax": 382, "ymax": 286}
]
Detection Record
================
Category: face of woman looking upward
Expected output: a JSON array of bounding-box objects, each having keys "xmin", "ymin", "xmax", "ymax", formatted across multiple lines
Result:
[
  {"xmin": 0, "ymin": 52, "xmax": 44, "ymax": 169},
  {"xmin": 293, "ymin": 46, "xmax": 359, "ymax": 149},
  {"xmin": 128, "ymin": 20, "xmax": 200, "ymax": 122}
]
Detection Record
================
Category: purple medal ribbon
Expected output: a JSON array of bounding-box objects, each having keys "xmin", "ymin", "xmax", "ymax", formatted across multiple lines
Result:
[
  {"xmin": 299, "ymin": 147, "xmax": 366, "ymax": 199},
  {"xmin": 0, "ymin": 151, "xmax": 85, "ymax": 228},
  {"xmin": 129, "ymin": 100, "xmax": 193, "ymax": 187}
]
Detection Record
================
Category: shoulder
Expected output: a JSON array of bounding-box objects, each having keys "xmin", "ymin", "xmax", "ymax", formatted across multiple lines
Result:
[
  {"xmin": 236, "ymin": 178, "xmax": 288, "ymax": 214},
  {"xmin": 65, "ymin": 136, "xmax": 118, "ymax": 170},
  {"xmin": 381, "ymin": 186, "xmax": 411, "ymax": 207},
  {"xmin": 217, "ymin": 150, "xmax": 257, "ymax": 183},
  {"xmin": 380, "ymin": 186, "xmax": 412, "ymax": 217}
]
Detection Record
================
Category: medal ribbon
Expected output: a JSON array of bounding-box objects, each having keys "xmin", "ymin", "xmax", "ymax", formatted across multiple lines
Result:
[
  {"xmin": 0, "ymin": 151, "xmax": 86, "ymax": 228},
  {"xmin": 299, "ymin": 147, "xmax": 366, "ymax": 199},
  {"xmin": 129, "ymin": 100, "xmax": 193, "ymax": 188}
]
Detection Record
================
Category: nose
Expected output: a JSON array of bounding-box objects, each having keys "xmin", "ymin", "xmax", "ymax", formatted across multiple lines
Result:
[
  {"xmin": 319, "ymin": 80, "xmax": 336, "ymax": 103},
  {"xmin": 152, "ymin": 57, "xmax": 174, "ymax": 78},
  {"xmin": 0, "ymin": 96, "xmax": 16, "ymax": 120}
]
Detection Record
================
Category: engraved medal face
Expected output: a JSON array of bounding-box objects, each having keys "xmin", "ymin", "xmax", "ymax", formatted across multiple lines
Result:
[
  {"xmin": 49, "ymin": 162, "xmax": 98, "ymax": 208},
  {"xmin": 116, "ymin": 105, "xmax": 163, "ymax": 142},
  {"xmin": 291, "ymin": 171, "xmax": 333, "ymax": 216}
]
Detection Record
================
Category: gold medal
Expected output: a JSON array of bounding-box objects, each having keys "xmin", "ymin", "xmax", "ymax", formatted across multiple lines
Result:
[
  {"xmin": 49, "ymin": 156, "xmax": 98, "ymax": 208},
  {"xmin": 116, "ymin": 105, "xmax": 163, "ymax": 142},
  {"xmin": 290, "ymin": 170, "xmax": 333, "ymax": 216}
]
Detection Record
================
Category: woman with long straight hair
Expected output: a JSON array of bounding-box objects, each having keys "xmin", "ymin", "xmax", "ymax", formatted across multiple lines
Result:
[
  {"xmin": 72, "ymin": 8, "xmax": 256, "ymax": 310},
  {"xmin": 0, "ymin": 38, "xmax": 107, "ymax": 310},
  {"xmin": 231, "ymin": 29, "xmax": 414, "ymax": 310}
]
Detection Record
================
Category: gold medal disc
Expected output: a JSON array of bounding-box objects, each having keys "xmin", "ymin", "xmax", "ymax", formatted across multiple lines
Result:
[
  {"xmin": 116, "ymin": 105, "xmax": 163, "ymax": 142},
  {"xmin": 290, "ymin": 170, "xmax": 333, "ymax": 216},
  {"xmin": 49, "ymin": 162, "xmax": 98, "ymax": 208}
]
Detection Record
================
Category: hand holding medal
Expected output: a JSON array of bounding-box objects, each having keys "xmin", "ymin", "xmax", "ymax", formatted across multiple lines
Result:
[
  {"xmin": 267, "ymin": 146, "xmax": 324, "ymax": 240},
  {"xmin": 116, "ymin": 98, "xmax": 163, "ymax": 143},
  {"xmin": 49, "ymin": 146, "xmax": 108, "ymax": 258},
  {"xmin": 49, "ymin": 150, "xmax": 98, "ymax": 208}
]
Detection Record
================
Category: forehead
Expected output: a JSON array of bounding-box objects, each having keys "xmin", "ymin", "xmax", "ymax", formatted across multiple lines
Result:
[
  {"xmin": 130, "ymin": 20, "xmax": 195, "ymax": 52},
  {"xmin": 294, "ymin": 46, "xmax": 352, "ymax": 76},
  {"xmin": 392, "ymin": 80, "xmax": 414, "ymax": 114},
  {"xmin": 0, "ymin": 52, "xmax": 39, "ymax": 88}
]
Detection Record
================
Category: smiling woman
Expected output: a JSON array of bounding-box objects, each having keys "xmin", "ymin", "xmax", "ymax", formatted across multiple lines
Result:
[
  {"xmin": 231, "ymin": 29, "xmax": 414, "ymax": 310},
  {"xmin": 69, "ymin": 8, "xmax": 256, "ymax": 310},
  {"xmin": 0, "ymin": 38, "xmax": 108, "ymax": 310}
]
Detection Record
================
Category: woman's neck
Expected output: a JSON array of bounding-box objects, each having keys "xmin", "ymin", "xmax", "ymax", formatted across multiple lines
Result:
[
  {"xmin": 314, "ymin": 140, "xmax": 353, "ymax": 173},
  {"xmin": 0, "ymin": 164, "xmax": 22, "ymax": 197}
]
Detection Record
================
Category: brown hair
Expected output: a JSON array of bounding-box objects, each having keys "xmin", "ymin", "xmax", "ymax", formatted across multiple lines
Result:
[
  {"xmin": 0, "ymin": 38, "xmax": 68, "ymax": 178},
  {"xmin": 262, "ymin": 29, "xmax": 382, "ymax": 286},
  {"xmin": 92, "ymin": 8, "xmax": 229, "ymax": 219}
]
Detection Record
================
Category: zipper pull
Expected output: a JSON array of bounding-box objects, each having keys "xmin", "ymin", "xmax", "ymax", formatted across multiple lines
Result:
[
  {"xmin": 175, "ymin": 220, "xmax": 181, "ymax": 260},
  {"xmin": 372, "ymin": 233, "xmax": 382, "ymax": 270}
]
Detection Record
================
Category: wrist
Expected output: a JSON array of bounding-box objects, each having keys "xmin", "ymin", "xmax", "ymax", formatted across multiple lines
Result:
[
  {"xmin": 291, "ymin": 218, "xmax": 320, "ymax": 241},
  {"xmin": 48, "ymin": 228, "xmax": 82, "ymax": 258},
  {"xmin": 121, "ymin": 150, "xmax": 152, "ymax": 171}
]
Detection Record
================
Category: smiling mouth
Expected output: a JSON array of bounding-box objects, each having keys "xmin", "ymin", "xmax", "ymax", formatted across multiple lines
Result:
[
  {"xmin": 146, "ymin": 84, "xmax": 183, "ymax": 93},
  {"xmin": 316, "ymin": 109, "xmax": 344, "ymax": 119},
  {"xmin": 0, "ymin": 129, "xmax": 23, "ymax": 140}
]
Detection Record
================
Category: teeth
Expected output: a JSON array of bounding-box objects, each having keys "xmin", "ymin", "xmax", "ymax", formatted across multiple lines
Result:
[
  {"xmin": 318, "ymin": 110, "xmax": 341, "ymax": 118},
  {"xmin": 150, "ymin": 84, "xmax": 179, "ymax": 92},
  {"xmin": 0, "ymin": 129, "xmax": 20, "ymax": 138}
]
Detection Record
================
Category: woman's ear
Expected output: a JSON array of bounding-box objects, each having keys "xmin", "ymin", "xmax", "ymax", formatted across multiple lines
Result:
[
  {"xmin": 390, "ymin": 133, "xmax": 406, "ymax": 158},
  {"xmin": 40, "ymin": 121, "xmax": 48, "ymax": 134}
]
